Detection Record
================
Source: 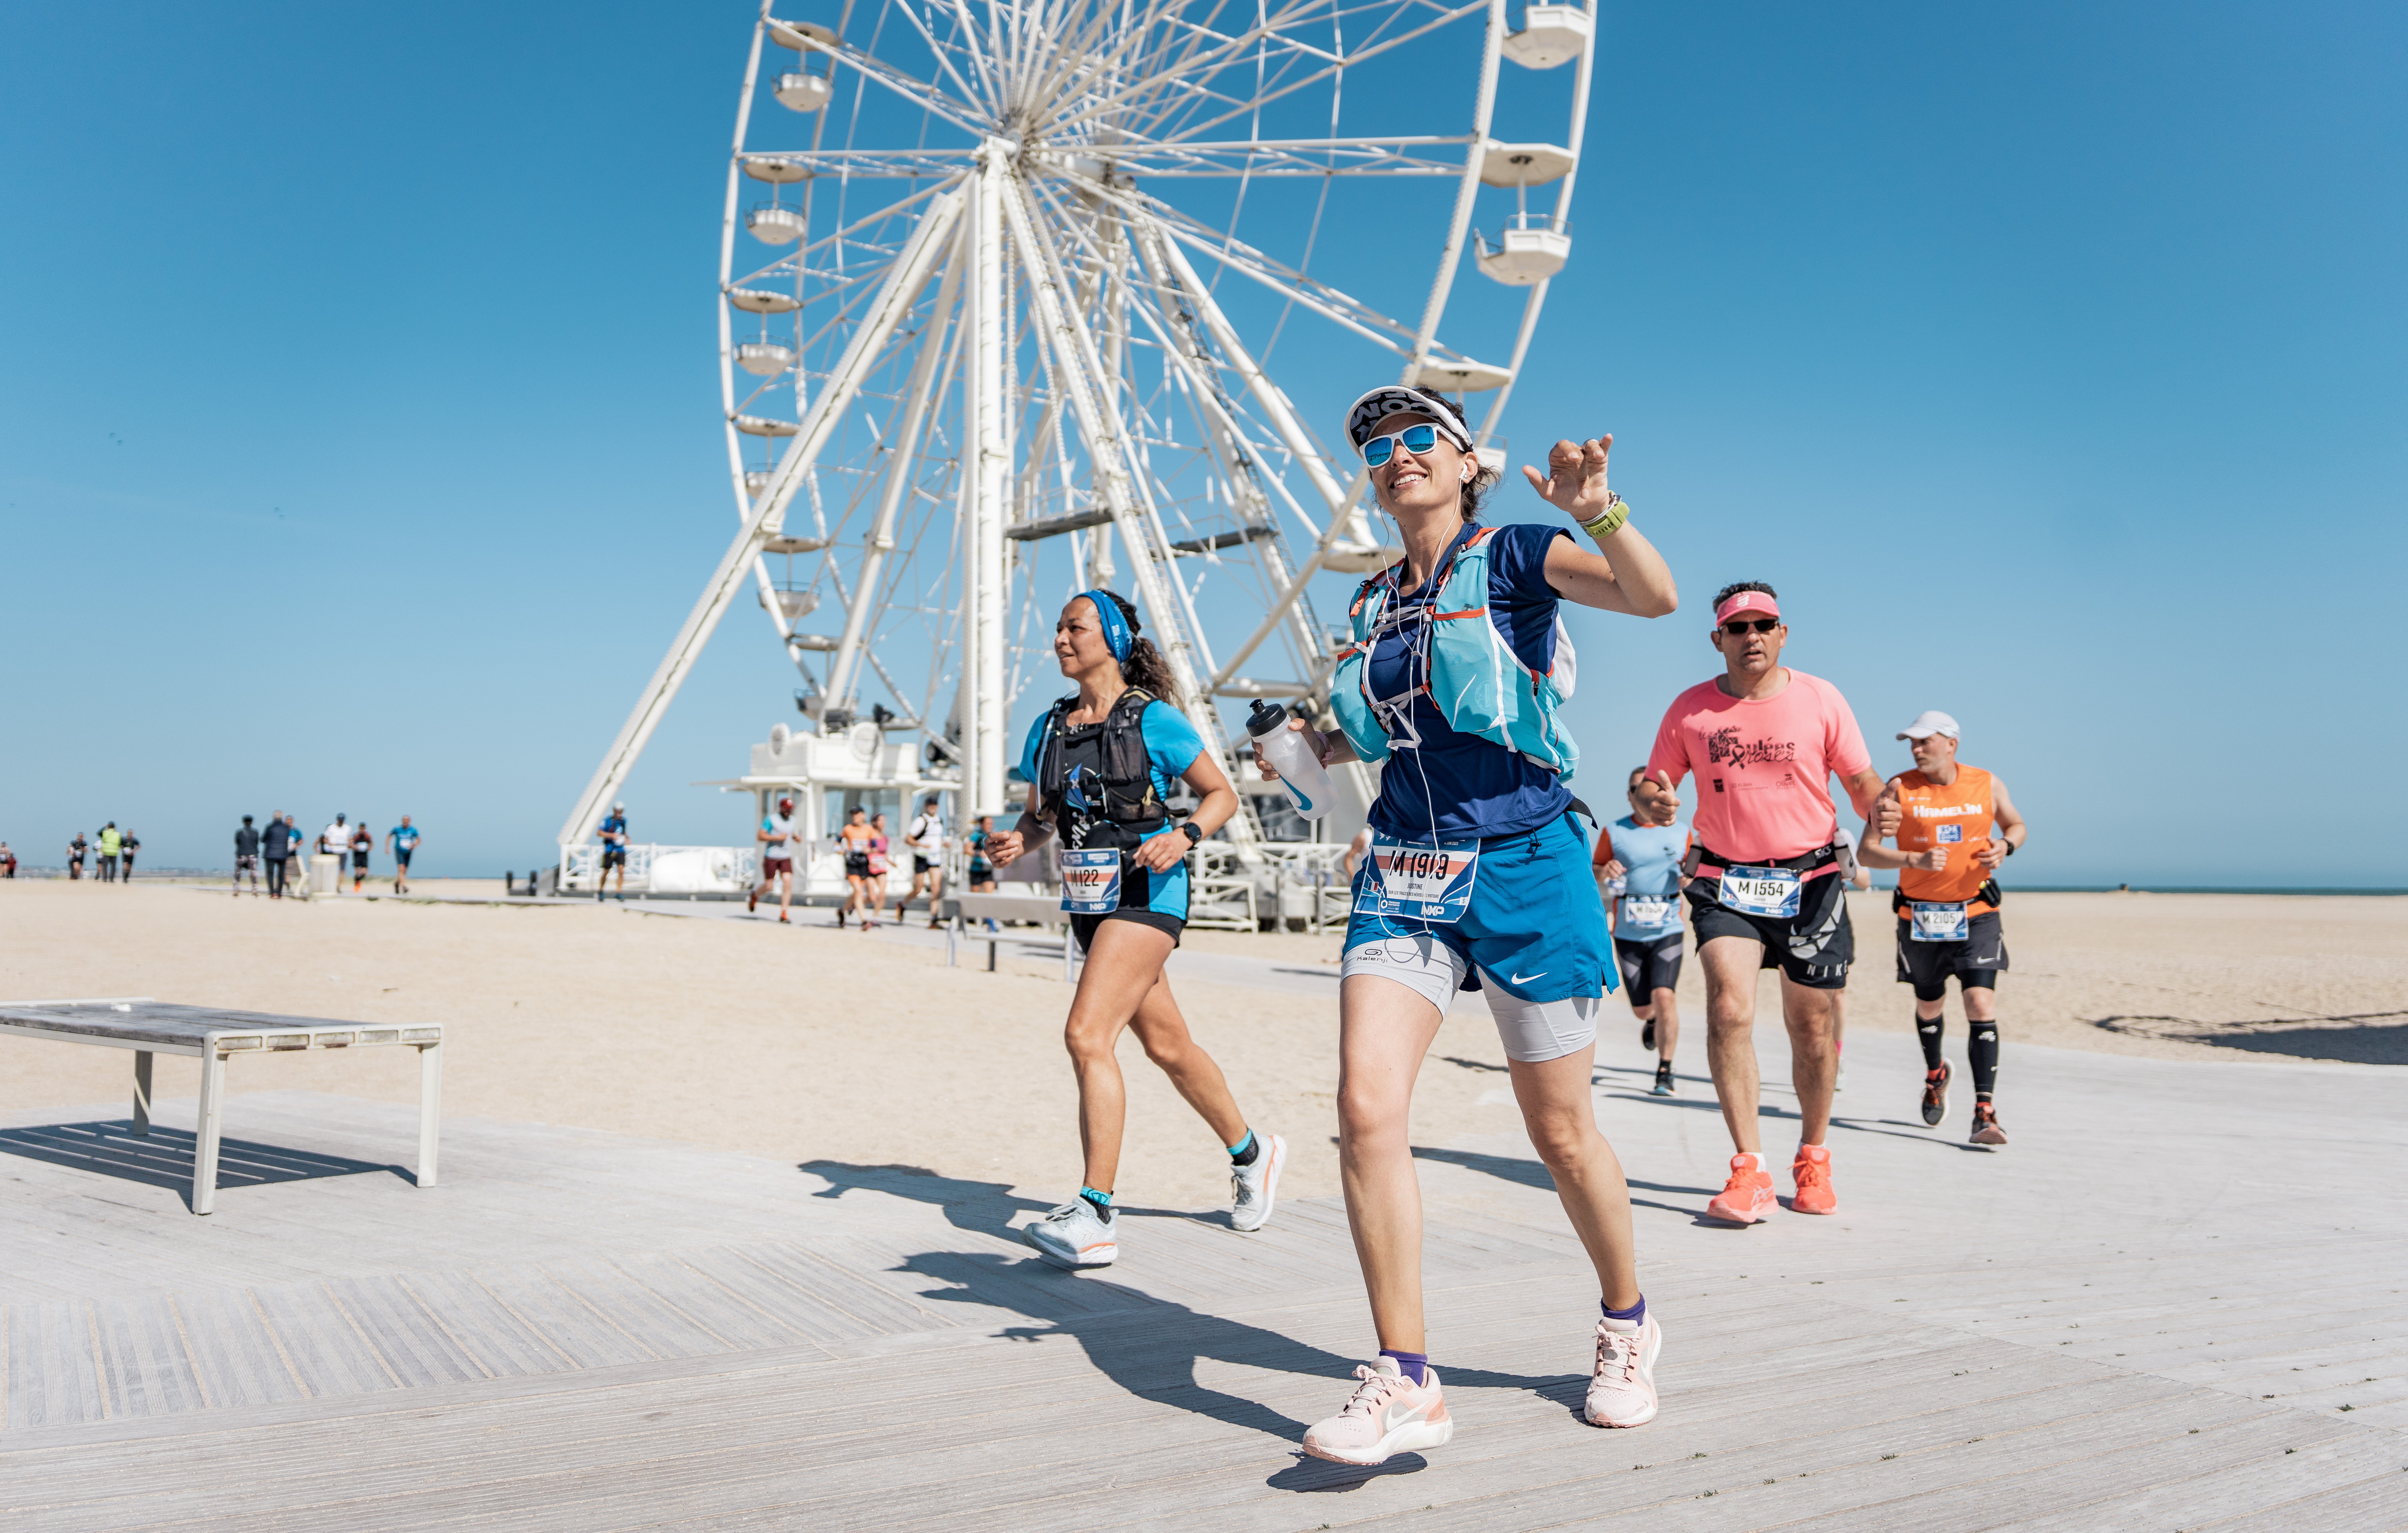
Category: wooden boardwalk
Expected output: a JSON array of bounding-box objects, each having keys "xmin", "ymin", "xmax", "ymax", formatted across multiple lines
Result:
[{"xmin": 1, "ymin": 1028, "xmax": 2400, "ymax": 1530}]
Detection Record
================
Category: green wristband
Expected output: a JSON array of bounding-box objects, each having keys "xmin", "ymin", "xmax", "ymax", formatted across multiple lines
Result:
[{"xmin": 1580, "ymin": 493, "xmax": 1629, "ymax": 541}]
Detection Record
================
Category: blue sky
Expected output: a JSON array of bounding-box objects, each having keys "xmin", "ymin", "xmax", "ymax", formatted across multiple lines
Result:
[{"xmin": 3, "ymin": 2, "xmax": 2400, "ymax": 885}]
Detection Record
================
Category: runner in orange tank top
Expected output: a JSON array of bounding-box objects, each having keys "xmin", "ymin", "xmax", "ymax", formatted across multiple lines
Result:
[{"xmin": 1855, "ymin": 711, "xmax": 2028, "ymax": 1146}]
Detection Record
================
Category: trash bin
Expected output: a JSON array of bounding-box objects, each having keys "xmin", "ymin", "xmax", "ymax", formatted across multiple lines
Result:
[{"xmin": 309, "ymin": 854, "xmax": 343, "ymax": 896}]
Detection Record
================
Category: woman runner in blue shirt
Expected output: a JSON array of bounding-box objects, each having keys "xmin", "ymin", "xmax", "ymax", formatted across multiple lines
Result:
[
  {"xmin": 986, "ymin": 590, "xmax": 1288, "ymax": 1270},
  {"xmin": 1259, "ymin": 386, "xmax": 1678, "ymax": 1464}
]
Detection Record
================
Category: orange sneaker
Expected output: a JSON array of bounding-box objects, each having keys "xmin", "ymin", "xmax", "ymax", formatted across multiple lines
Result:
[
  {"xmin": 1790, "ymin": 1144, "xmax": 1836, "ymax": 1215},
  {"xmin": 1704, "ymin": 1155, "xmax": 1776, "ymax": 1225}
]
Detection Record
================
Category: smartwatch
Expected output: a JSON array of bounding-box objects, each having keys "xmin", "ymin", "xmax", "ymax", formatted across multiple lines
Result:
[{"xmin": 1178, "ymin": 822, "xmax": 1204, "ymax": 847}]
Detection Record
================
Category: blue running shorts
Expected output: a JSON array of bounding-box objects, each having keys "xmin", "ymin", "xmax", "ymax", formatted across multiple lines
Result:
[{"xmin": 1341, "ymin": 813, "xmax": 1617, "ymax": 1062}]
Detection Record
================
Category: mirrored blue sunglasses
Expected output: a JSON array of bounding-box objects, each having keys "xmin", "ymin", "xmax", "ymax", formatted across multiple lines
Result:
[{"xmin": 1359, "ymin": 422, "xmax": 1442, "ymax": 467}]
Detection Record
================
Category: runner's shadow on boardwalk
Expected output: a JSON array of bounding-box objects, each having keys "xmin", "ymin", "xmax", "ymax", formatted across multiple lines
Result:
[
  {"xmin": 0, "ymin": 1119, "xmax": 405, "ymax": 1210},
  {"xmin": 800, "ymin": 1160, "xmax": 1053, "ymax": 1241},
  {"xmin": 1410, "ymin": 1145, "xmax": 1721, "ymax": 1220},
  {"xmin": 899, "ymin": 1248, "xmax": 1356, "ymax": 1446}
]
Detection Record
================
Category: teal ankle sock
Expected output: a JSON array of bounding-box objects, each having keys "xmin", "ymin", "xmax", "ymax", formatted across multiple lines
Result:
[
  {"xmin": 1078, "ymin": 1186, "xmax": 1113, "ymax": 1219},
  {"xmin": 1227, "ymin": 1129, "xmax": 1260, "ymax": 1166}
]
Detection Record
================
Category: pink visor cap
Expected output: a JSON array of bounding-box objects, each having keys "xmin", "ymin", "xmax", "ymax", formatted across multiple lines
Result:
[{"xmin": 1713, "ymin": 589, "xmax": 1781, "ymax": 625}]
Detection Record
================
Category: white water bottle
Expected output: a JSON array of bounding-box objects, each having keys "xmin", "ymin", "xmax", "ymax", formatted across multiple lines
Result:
[{"xmin": 1247, "ymin": 700, "xmax": 1334, "ymax": 821}]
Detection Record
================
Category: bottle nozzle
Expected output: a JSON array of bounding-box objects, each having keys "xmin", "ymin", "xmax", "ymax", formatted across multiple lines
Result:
[{"xmin": 1245, "ymin": 699, "xmax": 1288, "ymax": 737}]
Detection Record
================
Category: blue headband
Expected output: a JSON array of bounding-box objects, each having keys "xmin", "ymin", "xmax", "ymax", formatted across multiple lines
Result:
[{"xmin": 1079, "ymin": 590, "xmax": 1133, "ymax": 665}]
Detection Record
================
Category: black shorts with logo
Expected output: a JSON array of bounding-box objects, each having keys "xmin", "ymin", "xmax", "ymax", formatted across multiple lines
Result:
[
  {"xmin": 1686, "ymin": 858, "xmax": 1854, "ymax": 991},
  {"xmin": 601, "ymin": 847, "xmax": 627, "ymax": 868},
  {"xmin": 1613, "ymin": 934, "xmax": 1685, "ymax": 997},
  {"xmin": 1895, "ymin": 911, "xmax": 2008, "ymax": 1000}
]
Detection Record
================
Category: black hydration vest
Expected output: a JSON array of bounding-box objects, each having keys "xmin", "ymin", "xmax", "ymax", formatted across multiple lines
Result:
[{"xmin": 1033, "ymin": 688, "xmax": 1170, "ymax": 851}]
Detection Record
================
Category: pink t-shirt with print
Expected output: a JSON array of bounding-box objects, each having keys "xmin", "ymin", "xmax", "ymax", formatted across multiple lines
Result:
[{"xmin": 1646, "ymin": 669, "xmax": 1872, "ymax": 864}]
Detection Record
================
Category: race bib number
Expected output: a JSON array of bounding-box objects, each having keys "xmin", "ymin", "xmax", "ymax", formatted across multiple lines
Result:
[
  {"xmin": 1060, "ymin": 848, "xmax": 1123, "ymax": 914},
  {"xmin": 1718, "ymin": 866, "xmax": 1802, "ymax": 919},
  {"xmin": 1909, "ymin": 901, "xmax": 1969, "ymax": 942},
  {"xmin": 1356, "ymin": 837, "xmax": 1479, "ymax": 924},
  {"xmin": 1618, "ymin": 895, "xmax": 1675, "ymax": 930},
  {"xmin": 1937, "ymin": 824, "xmax": 1963, "ymax": 844}
]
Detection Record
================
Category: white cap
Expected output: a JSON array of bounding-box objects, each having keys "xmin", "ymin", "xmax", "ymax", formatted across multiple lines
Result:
[{"xmin": 1897, "ymin": 710, "xmax": 1960, "ymax": 741}]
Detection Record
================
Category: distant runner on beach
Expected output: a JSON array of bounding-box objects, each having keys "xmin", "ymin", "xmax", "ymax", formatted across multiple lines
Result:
[
  {"xmin": 836, "ymin": 806, "xmax": 875, "ymax": 927},
  {"xmin": 750, "ymin": 796, "xmax": 798, "ymax": 922},
  {"xmin": 965, "ymin": 814, "xmax": 997, "ymax": 893},
  {"xmin": 1594, "ymin": 766, "xmax": 1692, "ymax": 1098},
  {"xmin": 350, "ymin": 821, "xmax": 373, "ymax": 891},
  {"xmin": 866, "ymin": 813, "xmax": 894, "ymax": 920},
  {"xmin": 897, "ymin": 796, "xmax": 946, "ymax": 927},
  {"xmin": 0, "ymin": 843, "xmax": 16, "ymax": 879},
  {"xmin": 68, "ymin": 832, "xmax": 87, "ymax": 880},
  {"xmin": 235, "ymin": 816, "xmax": 262, "ymax": 896},
  {"xmin": 1641, "ymin": 581, "xmax": 1882, "ymax": 1224},
  {"xmin": 388, "ymin": 817, "xmax": 421, "ymax": 894},
  {"xmin": 1856, "ymin": 710, "xmax": 2027, "ymax": 1147},
  {"xmin": 596, "ymin": 803, "xmax": 630, "ymax": 902},
  {"xmin": 119, "ymin": 831, "xmax": 139, "ymax": 881}
]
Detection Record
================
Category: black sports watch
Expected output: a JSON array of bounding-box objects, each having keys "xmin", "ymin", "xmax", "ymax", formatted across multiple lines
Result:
[{"xmin": 1177, "ymin": 822, "xmax": 1204, "ymax": 847}]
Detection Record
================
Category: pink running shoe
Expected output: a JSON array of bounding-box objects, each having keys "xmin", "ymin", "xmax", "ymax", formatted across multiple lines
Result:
[
  {"xmin": 1584, "ymin": 1314, "xmax": 1663, "ymax": 1428},
  {"xmin": 1704, "ymin": 1154, "xmax": 1776, "ymax": 1225},
  {"xmin": 1790, "ymin": 1143, "xmax": 1837, "ymax": 1215},
  {"xmin": 1301, "ymin": 1359, "xmax": 1454, "ymax": 1465}
]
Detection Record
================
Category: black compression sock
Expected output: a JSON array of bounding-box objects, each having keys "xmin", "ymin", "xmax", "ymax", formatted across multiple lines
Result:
[
  {"xmin": 1917, "ymin": 1014, "xmax": 1946, "ymax": 1072},
  {"xmin": 1227, "ymin": 1129, "xmax": 1260, "ymax": 1167},
  {"xmin": 1969, "ymin": 1021, "xmax": 1999, "ymax": 1101}
]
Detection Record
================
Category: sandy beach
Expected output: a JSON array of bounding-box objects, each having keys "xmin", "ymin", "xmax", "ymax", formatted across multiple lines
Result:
[{"xmin": 2, "ymin": 881, "xmax": 2400, "ymax": 1213}]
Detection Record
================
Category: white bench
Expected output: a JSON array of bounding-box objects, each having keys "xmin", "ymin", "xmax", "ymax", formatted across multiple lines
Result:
[
  {"xmin": 943, "ymin": 892, "xmax": 1082, "ymax": 979},
  {"xmin": 0, "ymin": 997, "xmax": 443, "ymax": 1215}
]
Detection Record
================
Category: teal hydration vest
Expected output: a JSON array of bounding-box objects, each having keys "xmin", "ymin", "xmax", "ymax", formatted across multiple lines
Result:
[{"xmin": 1328, "ymin": 525, "xmax": 1580, "ymax": 778}]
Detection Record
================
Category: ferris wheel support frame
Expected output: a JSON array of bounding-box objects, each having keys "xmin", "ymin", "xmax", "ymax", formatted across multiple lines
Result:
[{"xmin": 558, "ymin": 185, "xmax": 966, "ymax": 849}]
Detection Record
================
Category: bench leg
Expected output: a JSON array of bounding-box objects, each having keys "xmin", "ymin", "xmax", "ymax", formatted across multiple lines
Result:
[
  {"xmin": 132, "ymin": 1051, "xmax": 153, "ymax": 1138},
  {"xmin": 192, "ymin": 1050, "xmax": 226, "ymax": 1216},
  {"xmin": 415, "ymin": 1041, "xmax": 443, "ymax": 1188}
]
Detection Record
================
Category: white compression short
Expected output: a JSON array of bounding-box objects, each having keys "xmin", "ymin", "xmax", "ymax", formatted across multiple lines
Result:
[{"xmin": 1341, "ymin": 932, "xmax": 1601, "ymax": 1064}]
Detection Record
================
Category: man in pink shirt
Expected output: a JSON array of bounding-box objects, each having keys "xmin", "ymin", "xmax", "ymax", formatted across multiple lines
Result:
[{"xmin": 1637, "ymin": 582, "xmax": 1885, "ymax": 1224}]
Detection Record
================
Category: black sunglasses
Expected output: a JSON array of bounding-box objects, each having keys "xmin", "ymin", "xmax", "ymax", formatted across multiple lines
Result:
[{"xmin": 1720, "ymin": 617, "xmax": 1780, "ymax": 635}]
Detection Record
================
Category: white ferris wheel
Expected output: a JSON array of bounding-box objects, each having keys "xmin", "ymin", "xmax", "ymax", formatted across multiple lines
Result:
[{"xmin": 561, "ymin": 0, "xmax": 1599, "ymax": 857}]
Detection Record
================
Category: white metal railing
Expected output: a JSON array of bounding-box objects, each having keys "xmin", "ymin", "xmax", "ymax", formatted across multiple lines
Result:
[{"xmin": 559, "ymin": 844, "xmax": 760, "ymax": 894}]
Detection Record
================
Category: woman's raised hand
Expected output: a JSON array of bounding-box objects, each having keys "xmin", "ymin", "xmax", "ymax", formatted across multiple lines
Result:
[{"xmin": 1522, "ymin": 434, "xmax": 1613, "ymax": 523}]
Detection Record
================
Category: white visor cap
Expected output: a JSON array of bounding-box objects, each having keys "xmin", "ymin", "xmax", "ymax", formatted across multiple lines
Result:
[
  {"xmin": 1896, "ymin": 710, "xmax": 1961, "ymax": 741},
  {"xmin": 1343, "ymin": 386, "xmax": 1474, "ymax": 454}
]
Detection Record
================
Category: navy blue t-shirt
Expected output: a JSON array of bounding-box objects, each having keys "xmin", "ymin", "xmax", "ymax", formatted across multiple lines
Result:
[{"xmin": 1363, "ymin": 521, "xmax": 1574, "ymax": 842}]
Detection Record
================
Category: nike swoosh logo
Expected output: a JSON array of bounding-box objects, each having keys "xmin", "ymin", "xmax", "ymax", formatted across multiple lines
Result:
[
  {"xmin": 1382, "ymin": 1400, "xmax": 1426, "ymax": 1431},
  {"xmin": 1509, "ymin": 971, "xmax": 1546, "ymax": 984}
]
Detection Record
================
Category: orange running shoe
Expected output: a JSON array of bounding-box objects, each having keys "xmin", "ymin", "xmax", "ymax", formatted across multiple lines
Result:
[
  {"xmin": 1704, "ymin": 1155, "xmax": 1776, "ymax": 1224},
  {"xmin": 1790, "ymin": 1144, "xmax": 1836, "ymax": 1215}
]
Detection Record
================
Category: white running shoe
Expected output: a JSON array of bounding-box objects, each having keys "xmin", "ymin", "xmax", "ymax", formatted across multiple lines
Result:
[
  {"xmin": 1022, "ymin": 1199, "xmax": 1118, "ymax": 1269},
  {"xmin": 1302, "ymin": 1359, "xmax": 1454, "ymax": 1465},
  {"xmin": 1584, "ymin": 1313, "xmax": 1663, "ymax": 1428},
  {"xmin": 1230, "ymin": 1133, "xmax": 1285, "ymax": 1232}
]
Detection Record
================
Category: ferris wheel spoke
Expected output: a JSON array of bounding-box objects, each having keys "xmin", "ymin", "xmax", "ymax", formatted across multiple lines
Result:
[
  {"xmin": 1035, "ymin": 134, "xmax": 1467, "ymax": 178},
  {"xmin": 882, "ymin": 0, "xmax": 1000, "ymax": 118},
  {"xmin": 818, "ymin": 37, "xmax": 988, "ymax": 137}
]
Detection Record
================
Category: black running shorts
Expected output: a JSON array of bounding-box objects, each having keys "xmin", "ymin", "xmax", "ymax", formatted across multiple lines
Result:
[
  {"xmin": 601, "ymin": 848, "xmax": 627, "ymax": 868},
  {"xmin": 1069, "ymin": 907, "xmax": 1184, "ymax": 951},
  {"xmin": 844, "ymin": 851, "xmax": 870, "ymax": 877},
  {"xmin": 913, "ymin": 855, "xmax": 935, "ymax": 874},
  {"xmin": 1613, "ymin": 934, "xmax": 1684, "ymax": 997},
  {"xmin": 1895, "ymin": 912, "xmax": 2007, "ymax": 1001},
  {"xmin": 1686, "ymin": 866, "xmax": 1854, "ymax": 990}
]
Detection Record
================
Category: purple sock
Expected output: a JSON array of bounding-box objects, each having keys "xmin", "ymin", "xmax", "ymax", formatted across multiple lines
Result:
[
  {"xmin": 1378, "ymin": 1349, "xmax": 1428, "ymax": 1386},
  {"xmin": 1602, "ymin": 1296, "xmax": 1647, "ymax": 1327}
]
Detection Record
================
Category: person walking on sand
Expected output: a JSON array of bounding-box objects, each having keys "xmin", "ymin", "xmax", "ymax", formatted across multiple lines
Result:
[
  {"xmin": 261, "ymin": 814, "xmax": 291, "ymax": 897},
  {"xmin": 596, "ymin": 803, "xmax": 631, "ymax": 901},
  {"xmin": 1594, "ymin": 766, "xmax": 1693, "ymax": 1098},
  {"xmin": 988, "ymin": 589, "xmax": 1287, "ymax": 1273},
  {"xmin": 965, "ymin": 814, "xmax": 997, "ymax": 894},
  {"xmin": 235, "ymin": 816, "xmax": 263, "ymax": 896},
  {"xmin": 865, "ymin": 812, "xmax": 894, "ymax": 924},
  {"xmin": 1638, "ymin": 582, "xmax": 1884, "ymax": 1225},
  {"xmin": 349, "ymin": 820, "xmax": 373, "ymax": 891},
  {"xmin": 320, "ymin": 814, "xmax": 350, "ymax": 889},
  {"xmin": 1855, "ymin": 711, "xmax": 2027, "ymax": 1147},
  {"xmin": 388, "ymin": 816, "xmax": 421, "ymax": 894},
  {"xmin": 97, "ymin": 823, "xmax": 122, "ymax": 882},
  {"xmin": 1259, "ymin": 387, "xmax": 1678, "ymax": 1463},
  {"xmin": 1, "ymin": 842, "xmax": 16, "ymax": 878},
  {"xmin": 897, "ymin": 796, "xmax": 947, "ymax": 927},
  {"xmin": 750, "ymin": 796, "xmax": 798, "ymax": 922},
  {"xmin": 835, "ymin": 805, "xmax": 875, "ymax": 927},
  {"xmin": 68, "ymin": 831, "xmax": 88, "ymax": 880}
]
